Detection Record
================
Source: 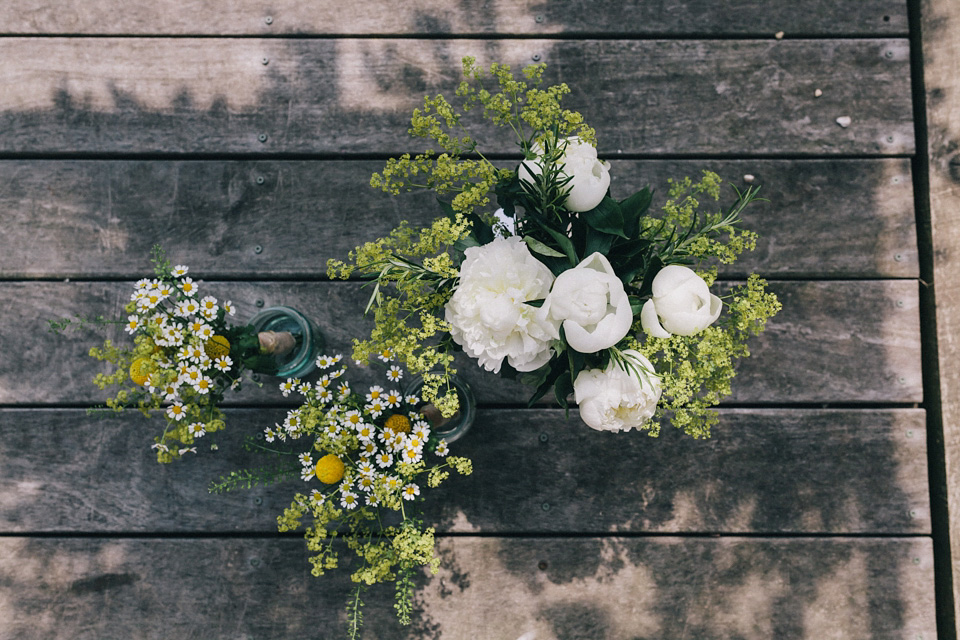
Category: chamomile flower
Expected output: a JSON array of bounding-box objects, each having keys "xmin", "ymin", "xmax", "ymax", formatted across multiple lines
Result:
[
  {"xmin": 316, "ymin": 387, "xmax": 333, "ymax": 402},
  {"xmin": 301, "ymin": 466, "xmax": 316, "ymax": 481},
  {"xmin": 176, "ymin": 299, "xmax": 200, "ymax": 317},
  {"xmin": 199, "ymin": 296, "xmax": 218, "ymax": 314},
  {"xmin": 356, "ymin": 475, "xmax": 377, "ymax": 493},
  {"xmin": 366, "ymin": 399, "xmax": 386, "ymax": 417},
  {"xmin": 171, "ymin": 265, "xmax": 189, "ymax": 277},
  {"xmin": 161, "ymin": 382, "xmax": 180, "ymax": 402},
  {"xmin": 279, "ymin": 379, "xmax": 296, "ymax": 397},
  {"xmin": 193, "ymin": 376, "xmax": 213, "ymax": 395},
  {"xmin": 125, "ymin": 315, "xmax": 140, "ymax": 334},
  {"xmin": 407, "ymin": 436, "xmax": 424, "ymax": 452},
  {"xmin": 434, "ymin": 440, "xmax": 450, "ymax": 457},
  {"xmin": 401, "ymin": 448, "xmax": 423, "ymax": 465},
  {"xmin": 357, "ymin": 460, "xmax": 376, "ymax": 476},
  {"xmin": 196, "ymin": 324, "xmax": 215, "ymax": 340},
  {"xmin": 298, "ymin": 453, "xmax": 314, "ymax": 467},
  {"xmin": 412, "ymin": 424, "xmax": 431, "ymax": 441},
  {"xmin": 162, "ymin": 326, "xmax": 185, "ymax": 346},
  {"xmin": 309, "ymin": 489, "xmax": 325, "ymax": 505},
  {"xmin": 297, "ymin": 382, "xmax": 312, "ymax": 396},
  {"xmin": 135, "ymin": 278, "xmax": 152, "ymax": 291},
  {"xmin": 337, "ymin": 382, "xmax": 351, "ymax": 398},
  {"xmin": 222, "ymin": 300, "xmax": 235, "ymax": 316},
  {"xmin": 365, "ymin": 493, "xmax": 381, "ymax": 507},
  {"xmin": 185, "ymin": 344, "xmax": 206, "ymax": 364},
  {"xmin": 402, "ymin": 483, "xmax": 420, "ymax": 500},
  {"xmin": 359, "ymin": 441, "xmax": 377, "ymax": 457},
  {"xmin": 181, "ymin": 366, "xmax": 203, "ymax": 386},
  {"xmin": 188, "ymin": 422, "xmax": 206, "ymax": 438},
  {"xmin": 375, "ymin": 452, "xmax": 394, "ymax": 468},
  {"xmin": 386, "ymin": 366, "xmax": 403, "ymax": 383},
  {"xmin": 384, "ymin": 475, "xmax": 402, "ymax": 491},
  {"xmin": 356, "ymin": 423, "xmax": 375, "ymax": 441},
  {"xmin": 328, "ymin": 367, "xmax": 345, "ymax": 379},
  {"xmin": 283, "ymin": 411, "xmax": 302, "ymax": 432},
  {"xmin": 343, "ymin": 410, "xmax": 363, "ymax": 429},
  {"xmin": 404, "ymin": 394, "xmax": 420, "ymax": 406},
  {"xmin": 157, "ymin": 283, "xmax": 175, "ymax": 298},
  {"xmin": 322, "ymin": 422, "xmax": 341, "ymax": 437},
  {"xmin": 213, "ymin": 356, "xmax": 232, "ymax": 372},
  {"xmin": 179, "ymin": 278, "xmax": 198, "ymax": 297},
  {"xmin": 166, "ymin": 403, "xmax": 187, "ymax": 421},
  {"xmin": 384, "ymin": 389, "xmax": 402, "ymax": 408},
  {"xmin": 366, "ymin": 386, "xmax": 384, "ymax": 402},
  {"xmin": 377, "ymin": 348, "xmax": 394, "ymax": 362},
  {"xmin": 340, "ymin": 491, "xmax": 359, "ymax": 509},
  {"xmin": 264, "ymin": 427, "xmax": 277, "ymax": 443},
  {"xmin": 315, "ymin": 354, "xmax": 336, "ymax": 369}
]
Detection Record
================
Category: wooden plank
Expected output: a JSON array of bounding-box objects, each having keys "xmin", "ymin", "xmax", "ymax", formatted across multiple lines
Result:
[
  {"xmin": 922, "ymin": 0, "xmax": 960, "ymax": 633},
  {"xmin": 4, "ymin": 280, "xmax": 922, "ymax": 404},
  {"xmin": 0, "ymin": 408, "xmax": 928, "ymax": 534},
  {"xmin": 0, "ymin": 536, "xmax": 935, "ymax": 639},
  {"xmin": 0, "ymin": 0, "xmax": 909, "ymax": 36},
  {"xmin": 0, "ymin": 38, "xmax": 913, "ymax": 155},
  {"xmin": 0, "ymin": 158, "xmax": 917, "ymax": 279}
]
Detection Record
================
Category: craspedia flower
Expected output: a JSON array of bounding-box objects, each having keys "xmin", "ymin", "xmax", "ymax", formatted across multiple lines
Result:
[
  {"xmin": 385, "ymin": 414, "xmax": 411, "ymax": 434},
  {"xmin": 129, "ymin": 357, "xmax": 154, "ymax": 386},
  {"xmin": 204, "ymin": 335, "xmax": 231, "ymax": 359},
  {"xmin": 314, "ymin": 454, "xmax": 346, "ymax": 484}
]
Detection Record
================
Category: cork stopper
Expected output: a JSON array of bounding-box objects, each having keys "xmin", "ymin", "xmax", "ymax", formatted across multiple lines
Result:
[{"xmin": 258, "ymin": 331, "xmax": 296, "ymax": 356}]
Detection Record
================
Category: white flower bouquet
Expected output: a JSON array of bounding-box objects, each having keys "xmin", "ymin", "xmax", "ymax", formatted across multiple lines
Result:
[{"xmin": 328, "ymin": 57, "xmax": 781, "ymax": 438}]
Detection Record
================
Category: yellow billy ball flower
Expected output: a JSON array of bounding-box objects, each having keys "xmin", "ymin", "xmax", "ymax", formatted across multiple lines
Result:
[
  {"xmin": 204, "ymin": 335, "xmax": 231, "ymax": 359},
  {"xmin": 314, "ymin": 454, "xmax": 345, "ymax": 484},
  {"xmin": 384, "ymin": 414, "xmax": 411, "ymax": 434},
  {"xmin": 129, "ymin": 357, "xmax": 154, "ymax": 386}
]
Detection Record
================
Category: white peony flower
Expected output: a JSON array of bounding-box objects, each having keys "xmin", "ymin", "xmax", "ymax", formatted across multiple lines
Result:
[
  {"xmin": 574, "ymin": 350, "xmax": 661, "ymax": 432},
  {"xmin": 445, "ymin": 236, "xmax": 558, "ymax": 373},
  {"xmin": 540, "ymin": 252, "xmax": 633, "ymax": 353},
  {"xmin": 518, "ymin": 137, "xmax": 612, "ymax": 212},
  {"xmin": 640, "ymin": 265, "xmax": 723, "ymax": 338}
]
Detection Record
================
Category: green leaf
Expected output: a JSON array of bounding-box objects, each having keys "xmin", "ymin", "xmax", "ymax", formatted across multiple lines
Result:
[
  {"xmin": 554, "ymin": 373, "xmax": 573, "ymax": 413},
  {"xmin": 584, "ymin": 226, "xmax": 615, "ymax": 257},
  {"xmin": 526, "ymin": 358, "xmax": 565, "ymax": 407},
  {"xmin": 453, "ymin": 235, "xmax": 481, "ymax": 253},
  {"xmin": 523, "ymin": 298, "xmax": 545, "ymax": 308},
  {"xmin": 581, "ymin": 197, "xmax": 628, "ymax": 238},
  {"xmin": 619, "ymin": 187, "xmax": 653, "ymax": 238},
  {"xmin": 531, "ymin": 219, "xmax": 578, "ymax": 267},
  {"xmin": 523, "ymin": 236, "xmax": 567, "ymax": 258}
]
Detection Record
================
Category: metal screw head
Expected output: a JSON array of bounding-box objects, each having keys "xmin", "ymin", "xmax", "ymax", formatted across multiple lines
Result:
[
  {"xmin": 254, "ymin": 244, "xmax": 263, "ymax": 254},
  {"xmin": 896, "ymin": 300, "xmax": 904, "ymax": 308},
  {"xmin": 539, "ymin": 433, "xmax": 549, "ymax": 443},
  {"xmin": 252, "ymin": 373, "xmax": 261, "ymax": 382},
  {"xmin": 258, "ymin": 133, "xmax": 268, "ymax": 143},
  {"xmin": 261, "ymin": 57, "xmax": 269, "ymax": 65},
  {"xmin": 541, "ymin": 502, "xmax": 550, "ymax": 512},
  {"xmin": 256, "ymin": 299, "xmax": 265, "ymax": 308},
  {"xmin": 894, "ymin": 253, "xmax": 903, "ymax": 261},
  {"xmin": 913, "ymin": 557, "xmax": 921, "ymax": 565},
  {"xmin": 250, "ymin": 557, "xmax": 261, "ymax": 567},
  {"xmin": 264, "ymin": 16, "xmax": 273, "ymax": 25},
  {"xmin": 532, "ymin": 53, "xmax": 541, "ymax": 62},
  {"xmin": 886, "ymin": 135, "xmax": 895, "ymax": 143},
  {"xmin": 885, "ymin": 50, "xmax": 893, "ymax": 58},
  {"xmin": 909, "ymin": 509, "xmax": 917, "ymax": 518},
  {"xmin": 256, "ymin": 176, "xmax": 265, "ymax": 185},
  {"xmin": 906, "ymin": 430, "xmax": 914, "ymax": 438},
  {"xmin": 898, "ymin": 376, "xmax": 907, "ymax": 384},
  {"xmin": 535, "ymin": 14, "xmax": 544, "ymax": 23},
  {"xmin": 255, "ymin": 497, "xmax": 263, "ymax": 505},
  {"xmin": 537, "ymin": 560, "xmax": 548, "ymax": 570}
]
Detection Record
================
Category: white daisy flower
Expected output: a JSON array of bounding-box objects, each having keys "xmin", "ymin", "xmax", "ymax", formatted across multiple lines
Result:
[
  {"xmin": 356, "ymin": 423, "xmax": 375, "ymax": 441},
  {"xmin": 301, "ymin": 466, "xmax": 315, "ymax": 481},
  {"xmin": 157, "ymin": 283, "xmax": 175, "ymax": 298},
  {"xmin": 309, "ymin": 489, "xmax": 325, "ymax": 505},
  {"xmin": 340, "ymin": 491, "xmax": 359, "ymax": 509},
  {"xmin": 264, "ymin": 427, "xmax": 277, "ymax": 443},
  {"xmin": 163, "ymin": 327, "xmax": 185, "ymax": 347},
  {"xmin": 315, "ymin": 354, "xmax": 335, "ymax": 369},
  {"xmin": 356, "ymin": 461, "xmax": 376, "ymax": 476},
  {"xmin": 386, "ymin": 366, "xmax": 403, "ymax": 382},
  {"xmin": 298, "ymin": 452, "xmax": 313, "ymax": 467},
  {"xmin": 402, "ymin": 447, "xmax": 423, "ymax": 464},
  {"xmin": 316, "ymin": 387, "xmax": 333, "ymax": 402},
  {"xmin": 365, "ymin": 493, "xmax": 380, "ymax": 507},
  {"xmin": 384, "ymin": 476, "xmax": 401, "ymax": 491},
  {"xmin": 181, "ymin": 366, "xmax": 202, "ymax": 386},
  {"xmin": 356, "ymin": 475, "xmax": 376, "ymax": 493},
  {"xmin": 434, "ymin": 440, "xmax": 450, "ymax": 457},
  {"xmin": 384, "ymin": 389, "xmax": 402, "ymax": 408},
  {"xmin": 171, "ymin": 265, "xmax": 189, "ymax": 277},
  {"xmin": 161, "ymin": 382, "xmax": 180, "ymax": 402},
  {"xmin": 377, "ymin": 348, "xmax": 394, "ymax": 362},
  {"xmin": 193, "ymin": 376, "xmax": 213, "ymax": 395},
  {"xmin": 197, "ymin": 325, "xmax": 215, "ymax": 340},
  {"xmin": 200, "ymin": 307, "xmax": 218, "ymax": 321},
  {"xmin": 323, "ymin": 422, "xmax": 341, "ymax": 437},
  {"xmin": 402, "ymin": 483, "xmax": 420, "ymax": 500},
  {"xmin": 404, "ymin": 394, "xmax": 420, "ymax": 406},
  {"xmin": 337, "ymin": 382, "xmax": 351, "ymax": 398},
  {"xmin": 413, "ymin": 425, "xmax": 431, "ymax": 441},
  {"xmin": 214, "ymin": 356, "xmax": 232, "ymax": 372},
  {"xmin": 343, "ymin": 410, "xmax": 363, "ymax": 429},
  {"xmin": 124, "ymin": 315, "xmax": 140, "ymax": 334},
  {"xmin": 195, "ymin": 355, "xmax": 211, "ymax": 370},
  {"xmin": 188, "ymin": 422, "xmax": 206, "ymax": 438},
  {"xmin": 178, "ymin": 299, "xmax": 200, "ymax": 317},
  {"xmin": 222, "ymin": 300, "xmax": 235, "ymax": 316},
  {"xmin": 328, "ymin": 367, "xmax": 345, "ymax": 379},
  {"xmin": 199, "ymin": 295, "xmax": 218, "ymax": 313},
  {"xmin": 135, "ymin": 278, "xmax": 152, "ymax": 290},
  {"xmin": 180, "ymin": 278, "xmax": 198, "ymax": 297},
  {"xmin": 366, "ymin": 400, "xmax": 386, "ymax": 417},
  {"xmin": 366, "ymin": 386, "xmax": 384, "ymax": 402},
  {"xmin": 316, "ymin": 376, "xmax": 332, "ymax": 389},
  {"xmin": 279, "ymin": 379, "xmax": 296, "ymax": 397},
  {"xmin": 375, "ymin": 452, "xmax": 394, "ymax": 468},
  {"xmin": 408, "ymin": 436, "xmax": 424, "ymax": 452},
  {"xmin": 283, "ymin": 411, "xmax": 302, "ymax": 432},
  {"xmin": 359, "ymin": 441, "xmax": 377, "ymax": 457},
  {"xmin": 297, "ymin": 382, "xmax": 312, "ymax": 396},
  {"xmin": 166, "ymin": 403, "xmax": 187, "ymax": 421}
]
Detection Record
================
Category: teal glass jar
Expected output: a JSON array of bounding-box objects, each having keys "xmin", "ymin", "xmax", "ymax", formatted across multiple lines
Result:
[
  {"xmin": 248, "ymin": 306, "xmax": 323, "ymax": 378},
  {"xmin": 403, "ymin": 374, "xmax": 476, "ymax": 443}
]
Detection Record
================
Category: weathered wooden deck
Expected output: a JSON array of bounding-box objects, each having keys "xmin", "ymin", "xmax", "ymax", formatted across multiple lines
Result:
[{"xmin": 1, "ymin": 1, "xmax": 955, "ymax": 638}]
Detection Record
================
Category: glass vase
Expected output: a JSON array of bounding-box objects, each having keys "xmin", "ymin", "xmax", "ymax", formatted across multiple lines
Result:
[
  {"xmin": 403, "ymin": 374, "xmax": 476, "ymax": 443},
  {"xmin": 248, "ymin": 306, "xmax": 323, "ymax": 378}
]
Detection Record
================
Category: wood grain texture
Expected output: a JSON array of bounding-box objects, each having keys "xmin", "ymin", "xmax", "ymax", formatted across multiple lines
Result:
[
  {"xmin": 0, "ymin": 158, "xmax": 917, "ymax": 279},
  {"xmin": 0, "ymin": 38, "xmax": 913, "ymax": 154},
  {"xmin": 922, "ymin": 0, "xmax": 960, "ymax": 633},
  {"xmin": 0, "ymin": 0, "xmax": 908, "ymax": 36},
  {"xmin": 0, "ymin": 536, "xmax": 935, "ymax": 639},
  {"xmin": 0, "ymin": 408, "xmax": 928, "ymax": 535},
  {"xmin": 7, "ymin": 280, "xmax": 922, "ymax": 405}
]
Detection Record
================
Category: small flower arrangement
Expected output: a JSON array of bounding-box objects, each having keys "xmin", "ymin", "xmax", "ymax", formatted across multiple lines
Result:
[
  {"xmin": 328, "ymin": 57, "xmax": 781, "ymax": 437},
  {"xmin": 87, "ymin": 247, "xmax": 294, "ymax": 462},
  {"xmin": 211, "ymin": 355, "xmax": 471, "ymax": 638}
]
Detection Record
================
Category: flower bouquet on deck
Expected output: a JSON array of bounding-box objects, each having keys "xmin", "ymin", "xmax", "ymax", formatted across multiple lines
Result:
[
  {"xmin": 82, "ymin": 247, "xmax": 320, "ymax": 462},
  {"xmin": 210, "ymin": 355, "xmax": 472, "ymax": 638},
  {"xmin": 328, "ymin": 57, "xmax": 781, "ymax": 437}
]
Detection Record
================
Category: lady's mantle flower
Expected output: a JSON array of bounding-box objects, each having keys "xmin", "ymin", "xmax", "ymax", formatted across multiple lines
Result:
[
  {"xmin": 573, "ymin": 350, "xmax": 662, "ymax": 433},
  {"xmin": 445, "ymin": 236, "xmax": 557, "ymax": 373}
]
